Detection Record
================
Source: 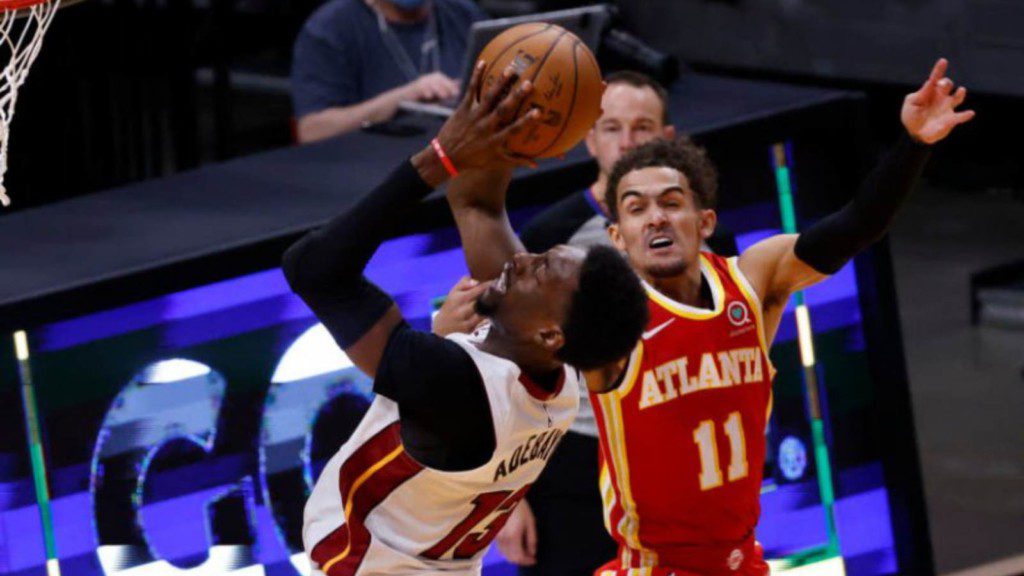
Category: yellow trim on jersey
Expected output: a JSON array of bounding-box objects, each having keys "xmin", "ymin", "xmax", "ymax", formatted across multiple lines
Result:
[
  {"xmin": 596, "ymin": 393, "xmax": 658, "ymax": 568},
  {"xmin": 599, "ymin": 465, "xmax": 616, "ymax": 534},
  {"xmin": 321, "ymin": 444, "xmax": 405, "ymax": 573},
  {"xmin": 726, "ymin": 256, "xmax": 778, "ymax": 380},
  {"xmin": 643, "ymin": 254, "xmax": 725, "ymax": 320},
  {"xmin": 613, "ymin": 566, "xmax": 655, "ymax": 576},
  {"xmin": 615, "ymin": 341, "xmax": 645, "ymax": 399}
]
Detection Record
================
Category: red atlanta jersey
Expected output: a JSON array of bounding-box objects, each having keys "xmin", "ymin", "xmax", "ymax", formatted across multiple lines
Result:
[{"xmin": 590, "ymin": 252, "xmax": 774, "ymax": 576}]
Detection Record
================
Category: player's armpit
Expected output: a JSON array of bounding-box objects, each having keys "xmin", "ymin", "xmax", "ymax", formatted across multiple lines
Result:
[
  {"xmin": 737, "ymin": 234, "xmax": 828, "ymax": 309},
  {"xmin": 341, "ymin": 305, "xmax": 404, "ymax": 379}
]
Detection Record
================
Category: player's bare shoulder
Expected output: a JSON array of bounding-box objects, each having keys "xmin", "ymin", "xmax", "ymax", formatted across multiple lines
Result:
[{"xmin": 737, "ymin": 234, "xmax": 824, "ymax": 309}]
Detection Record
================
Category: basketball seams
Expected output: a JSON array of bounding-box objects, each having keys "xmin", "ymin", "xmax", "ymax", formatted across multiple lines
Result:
[
  {"xmin": 479, "ymin": 25, "xmax": 601, "ymax": 159},
  {"xmin": 510, "ymin": 30, "xmax": 570, "ymax": 156},
  {"xmin": 533, "ymin": 39, "xmax": 583, "ymax": 158},
  {"xmin": 477, "ymin": 24, "xmax": 553, "ymax": 102}
]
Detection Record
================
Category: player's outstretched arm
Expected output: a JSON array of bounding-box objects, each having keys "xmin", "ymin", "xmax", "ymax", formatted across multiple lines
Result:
[{"xmin": 738, "ymin": 58, "xmax": 975, "ymax": 342}]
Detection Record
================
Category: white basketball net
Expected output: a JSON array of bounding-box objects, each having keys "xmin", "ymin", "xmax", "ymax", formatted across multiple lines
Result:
[{"xmin": 0, "ymin": 0, "xmax": 60, "ymax": 207}]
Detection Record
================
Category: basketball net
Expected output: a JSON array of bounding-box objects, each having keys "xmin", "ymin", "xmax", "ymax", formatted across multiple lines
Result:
[{"xmin": 0, "ymin": 0, "xmax": 61, "ymax": 207}]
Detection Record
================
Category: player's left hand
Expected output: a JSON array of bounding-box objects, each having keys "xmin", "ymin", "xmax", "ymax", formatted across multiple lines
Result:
[
  {"xmin": 902, "ymin": 58, "xmax": 975, "ymax": 144},
  {"xmin": 432, "ymin": 276, "xmax": 491, "ymax": 337}
]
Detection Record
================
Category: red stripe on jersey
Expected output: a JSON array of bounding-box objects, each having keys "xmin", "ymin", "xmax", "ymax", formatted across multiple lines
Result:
[{"xmin": 310, "ymin": 422, "xmax": 423, "ymax": 575}]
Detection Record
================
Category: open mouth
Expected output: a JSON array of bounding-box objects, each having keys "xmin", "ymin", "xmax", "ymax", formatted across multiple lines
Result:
[
  {"xmin": 493, "ymin": 261, "xmax": 513, "ymax": 295},
  {"xmin": 648, "ymin": 235, "xmax": 674, "ymax": 250}
]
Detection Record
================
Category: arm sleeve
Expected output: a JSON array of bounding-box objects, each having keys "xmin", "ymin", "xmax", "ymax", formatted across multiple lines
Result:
[
  {"xmin": 794, "ymin": 135, "xmax": 931, "ymax": 275},
  {"xmin": 519, "ymin": 192, "xmax": 601, "ymax": 253},
  {"xmin": 281, "ymin": 160, "xmax": 432, "ymax": 348},
  {"xmin": 291, "ymin": 24, "xmax": 361, "ymax": 117},
  {"xmin": 375, "ymin": 325, "xmax": 496, "ymax": 471}
]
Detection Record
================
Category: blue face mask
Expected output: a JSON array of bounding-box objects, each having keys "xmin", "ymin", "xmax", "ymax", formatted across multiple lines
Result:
[{"xmin": 389, "ymin": 0, "xmax": 427, "ymax": 10}]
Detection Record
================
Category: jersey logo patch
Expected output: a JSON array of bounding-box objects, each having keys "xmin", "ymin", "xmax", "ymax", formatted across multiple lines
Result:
[
  {"xmin": 642, "ymin": 318, "xmax": 675, "ymax": 340},
  {"xmin": 727, "ymin": 301, "xmax": 751, "ymax": 327},
  {"xmin": 728, "ymin": 548, "xmax": 744, "ymax": 571}
]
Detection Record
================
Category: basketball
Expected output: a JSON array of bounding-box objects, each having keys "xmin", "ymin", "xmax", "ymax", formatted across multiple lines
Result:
[{"xmin": 476, "ymin": 22, "xmax": 603, "ymax": 159}]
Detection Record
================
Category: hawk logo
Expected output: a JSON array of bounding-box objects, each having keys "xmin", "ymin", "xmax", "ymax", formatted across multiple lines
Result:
[{"xmin": 727, "ymin": 301, "xmax": 751, "ymax": 327}]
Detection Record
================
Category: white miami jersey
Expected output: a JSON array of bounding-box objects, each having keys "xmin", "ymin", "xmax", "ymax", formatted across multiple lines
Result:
[{"xmin": 303, "ymin": 329, "xmax": 580, "ymax": 575}]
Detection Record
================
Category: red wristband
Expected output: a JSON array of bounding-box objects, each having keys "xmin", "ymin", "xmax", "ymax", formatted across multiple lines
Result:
[{"xmin": 431, "ymin": 138, "xmax": 458, "ymax": 177}]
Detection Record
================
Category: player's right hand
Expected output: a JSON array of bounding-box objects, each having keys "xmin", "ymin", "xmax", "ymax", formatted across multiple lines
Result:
[
  {"xmin": 434, "ymin": 61, "xmax": 540, "ymax": 171},
  {"xmin": 405, "ymin": 72, "xmax": 461, "ymax": 102},
  {"xmin": 496, "ymin": 500, "xmax": 538, "ymax": 566}
]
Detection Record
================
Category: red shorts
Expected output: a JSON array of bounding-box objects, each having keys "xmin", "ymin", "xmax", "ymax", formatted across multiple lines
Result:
[{"xmin": 595, "ymin": 539, "xmax": 769, "ymax": 576}]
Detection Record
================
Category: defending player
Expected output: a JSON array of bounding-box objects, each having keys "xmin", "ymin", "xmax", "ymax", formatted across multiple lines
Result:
[
  {"xmin": 283, "ymin": 62, "xmax": 648, "ymax": 576},
  {"xmin": 449, "ymin": 58, "xmax": 974, "ymax": 576}
]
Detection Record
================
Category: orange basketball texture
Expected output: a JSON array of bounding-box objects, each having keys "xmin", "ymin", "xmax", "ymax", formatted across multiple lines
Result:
[{"xmin": 476, "ymin": 23, "xmax": 603, "ymax": 159}]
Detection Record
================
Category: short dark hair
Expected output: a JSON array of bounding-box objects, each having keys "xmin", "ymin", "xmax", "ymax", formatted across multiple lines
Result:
[
  {"xmin": 557, "ymin": 245, "xmax": 649, "ymax": 371},
  {"xmin": 604, "ymin": 136, "xmax": 718, "ymax": 221},
  {"xmin": 604, "ymin": 70, "xmax": 671, "ymax": 125}
]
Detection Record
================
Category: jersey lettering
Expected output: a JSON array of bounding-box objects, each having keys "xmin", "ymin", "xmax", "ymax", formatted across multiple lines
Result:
[{"xmin": 421, "ymin": 485, "xmax": 531, "ymax": 560}]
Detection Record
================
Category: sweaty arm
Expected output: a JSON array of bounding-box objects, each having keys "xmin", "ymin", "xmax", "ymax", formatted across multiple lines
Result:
[
  {"xmin": 281, "ymin": 153, "xmax": 495, "ymax": 470},
  {"xmin": 739, "ymin": 134, "xmax": 931, "ymax": 341}
]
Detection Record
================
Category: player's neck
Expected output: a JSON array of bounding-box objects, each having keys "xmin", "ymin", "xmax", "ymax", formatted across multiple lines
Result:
[
  {"xmin": 478, "ymin": 324, "xmax": 562, "ymax": 378},
  {"xmin": 589, "ymin": 177, "xmax": 610, "ymax": 215},
  {"xmin": 645, "ymin": 263, "xmax": 712, "ymax": 309}
]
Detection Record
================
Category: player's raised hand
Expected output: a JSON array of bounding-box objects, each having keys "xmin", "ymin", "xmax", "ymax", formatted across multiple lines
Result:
[
  {"xmin": 902, "ymin": 58, "xmax": 975, "ymax": 144},
  {"xmin": 434, "ymin": 61, "xmax": 540, "ymax": 171}
]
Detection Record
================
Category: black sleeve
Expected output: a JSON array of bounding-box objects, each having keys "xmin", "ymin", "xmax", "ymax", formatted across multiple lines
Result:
[
  {"xmin": 375, "ymin": 324, "xmax": 496, "ymax": 471},
  {"xmin": 281, "ymin": 160, "xmax": 496, "ymax": 471},
  {"xmin": 794, "ymin": 135, "xmax": 931, "ymax": 275},
  {"xmin": 519, "ymin": 191, "xmax": 600, "ymax": 253},
  {"xmin": 282, "ymin": 160, "xmax": 433, "ymax": 348}
]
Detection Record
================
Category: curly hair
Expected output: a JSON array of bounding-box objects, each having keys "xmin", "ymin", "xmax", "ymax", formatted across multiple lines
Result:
[
  {"xmin": 604, "ymin": 136, "xmax": 718, "ymax": 221},
  {"xmin": 556, "ymin": 245, "xmax": 649, "ymax": 372}
]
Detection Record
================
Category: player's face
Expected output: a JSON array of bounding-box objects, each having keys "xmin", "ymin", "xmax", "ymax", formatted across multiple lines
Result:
[
  {"xmin": 586, "ymin": 84, "xmax": 675, "ymax": 182},
  {"xmin": 608, "ymin": 167, "xmax": 716, "ymax": 279},
  {"xmin": 476, "ymin": 245, "xmax": 585, "ymax": 351}
]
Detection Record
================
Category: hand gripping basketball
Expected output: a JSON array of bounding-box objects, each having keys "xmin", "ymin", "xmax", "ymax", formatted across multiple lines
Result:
[{"xmin": 433, "ymin": 61, "xmax": 542, "ymax": 172}]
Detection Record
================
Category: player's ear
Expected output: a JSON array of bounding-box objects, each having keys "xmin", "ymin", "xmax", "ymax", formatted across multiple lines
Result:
[
  {"xmin": 662, "ymin": 124, "xmax": 676, "ymax": 140},
  {"xmin": 608, "ymin": 222, "xmax": 626, "ymax": 252},
  {"xmin": 699, "ymin": 208, "xmax": 717, "ymax": 240},
  {"xmin": 537, "ymin": 325, "xmax": 565, "ymax": 353},
  {"xmin": 585, "ymin": 127, "xmax": 598, "ymax": 157}
]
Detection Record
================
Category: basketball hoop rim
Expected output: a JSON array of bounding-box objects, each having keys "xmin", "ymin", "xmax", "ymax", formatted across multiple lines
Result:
[{"xmin": 0, "ymin": 0, "xmax": 60, "ymax": 13}]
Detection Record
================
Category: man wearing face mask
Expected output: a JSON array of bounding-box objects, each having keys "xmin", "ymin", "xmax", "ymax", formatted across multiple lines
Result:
[{"xmin": 291, "ymin": 0, "xmax": 486, "ymax": 143}]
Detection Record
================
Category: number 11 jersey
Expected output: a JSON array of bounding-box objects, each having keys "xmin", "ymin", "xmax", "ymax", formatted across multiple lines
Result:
[{"xmin": 591, "ymin": 253, "xmax": 774, "ymax": 575}]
